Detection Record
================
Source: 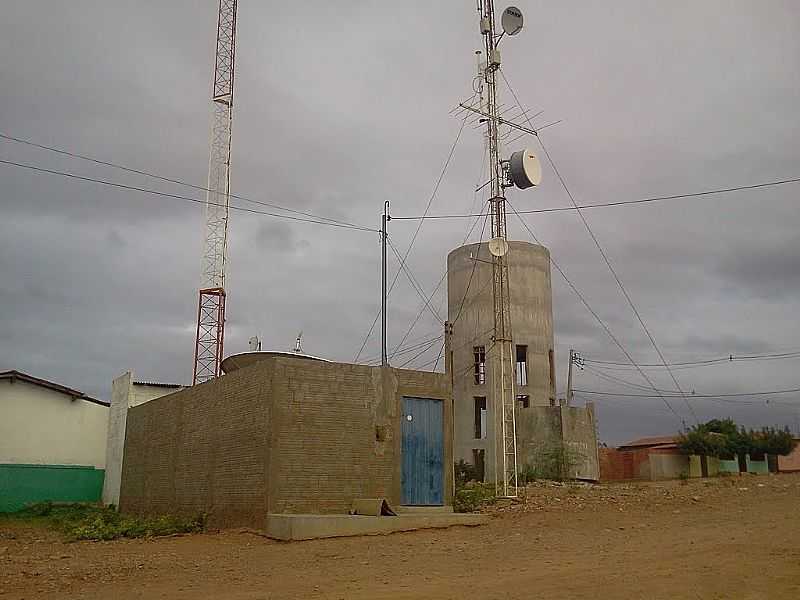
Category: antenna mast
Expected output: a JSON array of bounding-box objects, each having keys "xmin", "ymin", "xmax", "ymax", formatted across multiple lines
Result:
[
  {"xmin": 193, "ymin": 0, "xmax": 238, "ymax": 385},
  {"xmin": 479, "ymin": 0, "xmax": 517, "ymax": 497}
]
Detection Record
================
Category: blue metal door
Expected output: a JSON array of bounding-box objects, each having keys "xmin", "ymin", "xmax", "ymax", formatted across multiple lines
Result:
[{"xmin": 401, "ymin": 397, "xmax": 444, "ymax": 505}]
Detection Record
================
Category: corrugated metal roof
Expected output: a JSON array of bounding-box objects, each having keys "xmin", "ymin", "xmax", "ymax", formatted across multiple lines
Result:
[
  {"xmin": 0, "ymin": 370, "xmax": 108, "ymax": 407},
  {"xmin": 617, "ymin": 435, "xmax": 678, "ymax": 450}
]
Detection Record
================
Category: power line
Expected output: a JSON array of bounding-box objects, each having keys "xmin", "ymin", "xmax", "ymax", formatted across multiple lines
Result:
[
  {"xmin": 584, "ymin": 350, "xmax": 800, "ymax": 368},
  {"xmin": 499, "ymin": 66, "xmax": 696, "ymax": 423},
  {"xmin": 534, "ymin": 132, "xmax": 697, "ymax": 422},
  {"xmin": 387, "ymin": 204, "xmax": 489, "ymax": 363},
  {"xmin": 352, "ymin": 116, "xmax": 468, "ymax": 362},
  {"xmin": 361, "ymin": 331, "xmax": 443, "ymax": 365},
  {"xmin": 389, "ymin": 176, "xmax": 800, "ymax": 221},
  {"xmin": 0, "ymin": 158, "xmax": 377, "ymax": 233},
  {"xmin": 452, "ymin": 209, "xmax": 490, "ymax": 325},
  {"xmin": 397, "ymin": 337, "xmax": 443, "ymax": 369},
  {"xmin": 574, "ymin": 387, "xmax": 800, "ymax": 401},
  {"xmin": 386, "ymin": 238, "xmax": 442, "ymax": 324},
  {"xmin": 0, "ymin": 132, "xmax": 367, "ymax": 230},
  {"xmin": 504, "ymin": 197, "xmax": 683, "ymax": 424}
]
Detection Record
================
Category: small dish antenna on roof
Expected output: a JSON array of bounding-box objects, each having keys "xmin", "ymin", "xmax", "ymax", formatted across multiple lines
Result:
[
  {"xmin": 488, "ymin": 237, "xmax": 510, "ymax": 258},
  {"xmin": 508, "ymin": 148, "xmax": 542, "ymax": 189},
  {"xmin": 501, "ymin": 6, "xmax": 524, "ymax": 36}
]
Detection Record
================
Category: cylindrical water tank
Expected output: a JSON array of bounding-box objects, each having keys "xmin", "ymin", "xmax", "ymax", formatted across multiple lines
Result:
[{"xmin": 446, "ymin": 240, "xmax": 555, "ymax": 480}]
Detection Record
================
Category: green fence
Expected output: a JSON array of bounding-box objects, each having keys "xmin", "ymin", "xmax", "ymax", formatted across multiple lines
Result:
[
  {"xmin": 0, "ymin": 464, "xmax": 105, "ymax": 512},
  {"xmin": 718, "ymin": 458, "xmax": 739, "ymax": 473}
]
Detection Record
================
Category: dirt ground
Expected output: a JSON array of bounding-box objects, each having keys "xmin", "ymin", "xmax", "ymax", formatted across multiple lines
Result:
[{"xmin": 1, "ymin": 473, "xmax": 799, "ymax": 600}]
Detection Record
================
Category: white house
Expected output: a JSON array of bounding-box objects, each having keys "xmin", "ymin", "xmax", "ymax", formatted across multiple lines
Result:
[{"xmin": 0, "ymin": 370, "xmax": 109, "ymax": 512}]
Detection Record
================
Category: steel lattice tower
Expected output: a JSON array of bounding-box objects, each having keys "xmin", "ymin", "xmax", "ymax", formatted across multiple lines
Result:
[
  {"xmin": 193, "ymin": 0, "xmax": 238, "ymax": 385},
  {"xmin": 479, "ymin": 0, "xmax": 518, "ymax": 497}
]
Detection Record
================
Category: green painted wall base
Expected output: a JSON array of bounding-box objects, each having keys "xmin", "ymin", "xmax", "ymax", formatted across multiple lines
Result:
[{"xmin": 0, "ymin": 464, "xmax": 105, "ymax": 512}]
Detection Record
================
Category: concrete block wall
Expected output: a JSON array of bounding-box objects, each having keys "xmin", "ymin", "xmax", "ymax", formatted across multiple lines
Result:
[
  {"xmin": 652, "ymin": 452, "xmax": 690, "ymax": 480},
  {"xmin": 119, "ymin": 357, "xmax": 451, "ymax": 528},
  {"xmin": 268, "ymin": 363, "xmax": 452, "ymax": 514},
  {"xmin": 515, "ymin": 405, "xmax": 600, "ymax": 481},
  {"xmin": 102, "ymin": 373, "xmax": 182, "ymax": 507},
  {"xmin": 120, "ymin": 364, "xmax": 272, "ymax": 527}
]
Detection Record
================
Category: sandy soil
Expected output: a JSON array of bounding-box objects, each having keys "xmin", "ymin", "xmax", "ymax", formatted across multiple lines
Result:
[{"xmin": 1, "ymin": 473, "xmax": 799, "ymax": 600}]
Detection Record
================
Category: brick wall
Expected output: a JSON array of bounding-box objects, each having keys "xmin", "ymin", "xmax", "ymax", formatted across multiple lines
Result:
[
  {"xmin": 119, "ymin": 357, "xmax": 451, "ymax": 527},
  {"xmin": 778, "ymin": 442, "xmax": 800, "ymax": 472},
  {"xmin": 120, "ymin": 362, "xmax": 272, "ymax": 528},
  {"xmin": 599, "ymin": 447, "xmax": 652, "ymax": 481}
]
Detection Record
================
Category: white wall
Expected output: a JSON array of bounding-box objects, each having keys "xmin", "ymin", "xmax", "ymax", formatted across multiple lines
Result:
[{"xmin": 0, "ymin": 378, "xmax": 108, "ymax": 468}]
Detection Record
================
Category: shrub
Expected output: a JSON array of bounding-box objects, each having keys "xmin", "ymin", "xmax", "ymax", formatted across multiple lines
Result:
[
  {"xmin": 454, "ymin": 482, "xmax": 497, "ymax": 513},
  {"xmin": 454, "ymin": 459, "xmax": 477, "ymax": 485},
  {"xmin": 5, "ymin": 504, "xmax": 205, "ymax": 541}
]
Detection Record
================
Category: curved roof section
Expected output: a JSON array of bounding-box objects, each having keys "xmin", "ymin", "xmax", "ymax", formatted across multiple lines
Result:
[{"xmin": 221, "ymin": 351, "xmax": 330, "ymax": 374}]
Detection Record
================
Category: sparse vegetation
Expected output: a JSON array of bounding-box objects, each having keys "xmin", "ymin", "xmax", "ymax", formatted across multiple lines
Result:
[
  {"xmin": 454, "ymin": 482, "xmax": 497, "ymax": 513},
  {"xmin": 1, "ymin": 502, "xmax": 205, "ymax": 541},
  {"xmin": 528, "ymin": 442, "xmax": 583, "ymax": 481},
  {"xmin": 454, "ymin": 459, "xmax": 478, "ymax": 486}
]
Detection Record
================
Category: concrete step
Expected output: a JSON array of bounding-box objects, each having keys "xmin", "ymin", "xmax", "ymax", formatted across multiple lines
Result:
[
  {"xmin": 394, "ymin": 505, "xmax": 454, "ymax": 514},
  {"xmin": 266, "ymin": 512, "xmax": 486, "ymax": 541}
]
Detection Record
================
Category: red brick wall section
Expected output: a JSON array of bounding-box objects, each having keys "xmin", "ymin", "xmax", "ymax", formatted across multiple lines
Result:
[
  {"xmin": 778, "ymin": 443, "xmax": 800, "ymax": 472},
  {"xmin": 599, "ymin": 447, "xmax": 651, "ymax": 481}
]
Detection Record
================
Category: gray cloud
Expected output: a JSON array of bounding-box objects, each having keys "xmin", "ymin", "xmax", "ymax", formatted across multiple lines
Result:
[{"xmin": 1, "ymin": 1, "xmax": 799, "ymax": 444}]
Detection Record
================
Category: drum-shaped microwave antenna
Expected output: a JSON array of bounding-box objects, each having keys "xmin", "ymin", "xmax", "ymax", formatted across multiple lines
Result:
[
  {"xmin": 501, "ymin": 6, "xmax": 524, "ymax": 36},
  {"xmin": 508, "ymin": 149, "xmax": 542, "ymax": 189}
]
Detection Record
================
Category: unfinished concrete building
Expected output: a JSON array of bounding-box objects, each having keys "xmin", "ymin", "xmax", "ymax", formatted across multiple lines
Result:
[
  {"xmin": 115, "ymin": 354, "xmax": 462, "ymax": 535},
  {"xmin": 447, "ymin": 240, "xmax": 599, "ymax": 481}
]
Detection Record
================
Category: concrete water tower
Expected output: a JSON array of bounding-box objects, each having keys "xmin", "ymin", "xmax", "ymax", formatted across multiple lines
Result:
[{"xmin": 447, "ymin": 240, "xmax": 555, "ymax": 481}]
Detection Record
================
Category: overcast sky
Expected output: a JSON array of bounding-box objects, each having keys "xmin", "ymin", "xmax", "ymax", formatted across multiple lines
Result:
[{"xmin": 2, "ymin": 1, "xmax": 799, "ymax": 444}]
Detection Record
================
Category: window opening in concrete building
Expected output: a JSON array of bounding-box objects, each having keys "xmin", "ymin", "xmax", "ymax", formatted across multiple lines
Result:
[
  {"xmin": 473, "ymin": 346, "xmax": 486, "ymax": 385},
  {"xmin": 516, "ymin": 395, "xmax": 529, "ymax": 409},
  {"xmin": 472, "ymin": 449, "xmax": 486, "ymax": 482},
  {"xmin": 548, "ymin": 348, "xmax": 555, "ymax": 399},
  {"xmin": 516, "ymin": 345, "xmax": 528, "ymax": 386},
  {"xmin": 474, "ymin": 396, "xmax": 487, "ymax": 439}
]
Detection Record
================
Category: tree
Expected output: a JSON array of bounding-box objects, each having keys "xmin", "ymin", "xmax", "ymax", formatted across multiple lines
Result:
[{"xmin": 678, "ymin": 420, "xmax": 797, "ymax": 458}]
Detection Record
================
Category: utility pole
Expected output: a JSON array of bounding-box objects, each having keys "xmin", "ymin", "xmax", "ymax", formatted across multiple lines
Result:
[
  {"xmin": 567, "ymin": 350, "xmax": 583, "ymax": 405},
  {"xmin": 381, "ymin": 201, "xmax": 390, "ymax": 367},
  {"xmin": 567, "ymin": 349, "xmax": 574, "ymax": 406},
  {"xmin": 193, "ymin": 0, "xmax": 238, "ymax": 385}
]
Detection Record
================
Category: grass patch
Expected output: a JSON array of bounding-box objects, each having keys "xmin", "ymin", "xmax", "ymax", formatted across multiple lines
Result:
[
  {"xmin": 1, "ymin": 502, "xmax": 205, "ymax": 541},
  {"xmin": 454, "ymin": 482, "xmax": 498, "ymax": 513}
]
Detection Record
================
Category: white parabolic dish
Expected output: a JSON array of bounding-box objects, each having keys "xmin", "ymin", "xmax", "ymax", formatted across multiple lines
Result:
[
  {"xmin": 501, "ymin": 6, "xmax": 524, "ymax": 36},
  {"xmin": 509, "ymin": 149, "xmax": 542, "ymax": 189},
  {"xmin": 488, "ymin": 237, "xmax": 509, "ymax": 257}
]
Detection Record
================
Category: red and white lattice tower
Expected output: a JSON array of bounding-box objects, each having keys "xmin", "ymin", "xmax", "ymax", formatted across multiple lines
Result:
[{"xmin": 193, "ymin": 0, "xmax": 238, "ymax": 385}]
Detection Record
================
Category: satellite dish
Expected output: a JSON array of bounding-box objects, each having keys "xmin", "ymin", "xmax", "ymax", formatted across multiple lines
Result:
[
  {"xmin": 488, "ymin": 237, "xmax": 509, "ymax": 257},
  {"xmin": 501, "ymin": 6, "xmax": 524, "ymax": 36},
  {"xmin": 509, "ymin": 149, "xmax": 542, "ymax": 189}
]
